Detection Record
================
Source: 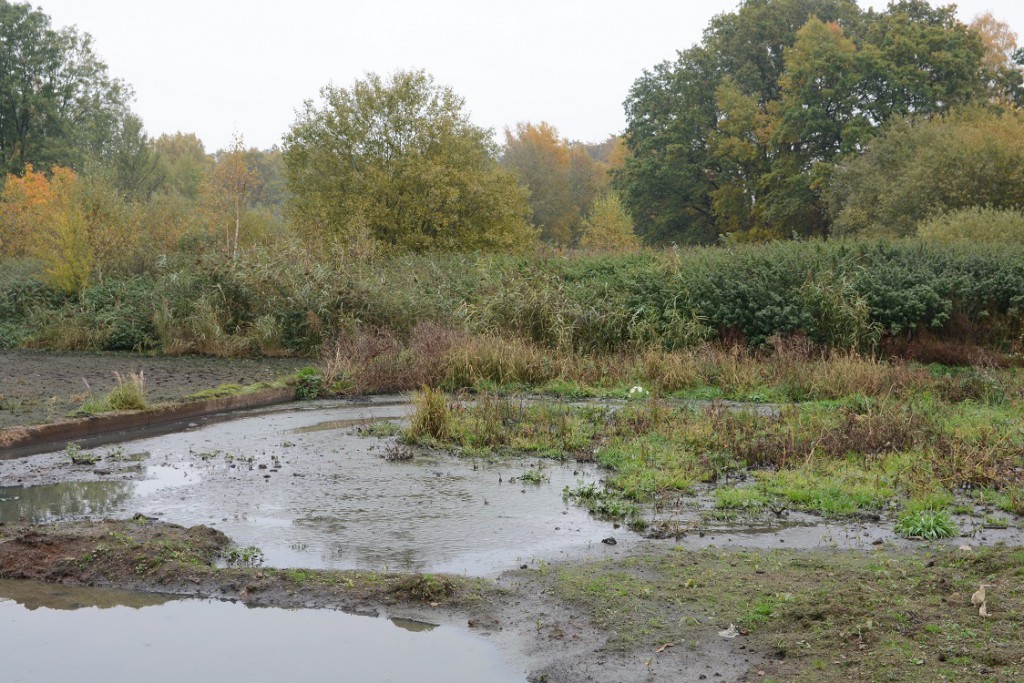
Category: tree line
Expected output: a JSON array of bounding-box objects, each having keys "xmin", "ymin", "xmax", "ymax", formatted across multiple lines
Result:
[
  {"xmin": 2, "ymin": 0, "xmax": 1024, "ymax": 297},
  {"xmin": 616, "ymin": 0, "xmax": 1024, "ymax": 243}
]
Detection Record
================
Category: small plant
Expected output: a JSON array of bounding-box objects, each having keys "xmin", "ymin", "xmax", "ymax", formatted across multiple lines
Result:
[
  {"xmin": 983, "ymin": 515, "xmax": 1009, "ymax": 529},
  {"xmin": 107, "ymin": 371, "xmax": 147, "ymax": 410},
  {"xmin": 79, "ymin": 371, "xmax": 148, "ymax": 413},
  {"xmin": 389, "ymin": 573, "xmax": 456, "ymax": 602},
  {"xmin": 894, "ymin": 510, "xmax": 958, "ymax": 540},
  {"xmin": 225, "ymin": 545, "xmax": 265, "ymax": 567},
  {"xmin": 294, "ymin": 367, "xmax": 326, "ymax": 400},
  {"xmin": 628, "ymin": 385, "xmax": 648, "ymax": 400},
  {"xmin": 519, "ymin": 466, "xmax": 549, "ymax": 484},
  {"xmin": 357, "ymin": 420, "xmax": 403, "ymax": 438},
  {"xmin": 563, "ymin": 483, "xmax": 640, "ymax": 520},
  {"xmin": 65, "ymin": 442, "xmax": 100, "ymax": 465}
]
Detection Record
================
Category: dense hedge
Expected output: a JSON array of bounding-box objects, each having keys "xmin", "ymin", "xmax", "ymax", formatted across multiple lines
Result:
[{"xmin": 2, "ymin": 239, "xmax": 1023, "ymax": 355}]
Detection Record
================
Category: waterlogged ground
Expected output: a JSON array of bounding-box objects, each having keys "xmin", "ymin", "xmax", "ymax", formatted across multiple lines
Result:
[
  {"xmin": 3, "ymin": 384, "xmax": 1024, "ymax": 681},
  {"xmin": 3, "ymin": 398, "xmax": 1023, "ymax": 575},
  {"xmin": 0, "ymin": 579, "xmax": 526, "ymax": 683},
  {"xmin": 0, "ymin": 400, "xmax": 618, "ymax": 574}
]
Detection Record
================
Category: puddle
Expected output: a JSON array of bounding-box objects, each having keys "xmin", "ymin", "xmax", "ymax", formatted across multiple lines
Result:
[
  {"xmin": 0, "ymin": 402, "xmax": 617, "ymax": 574},
  {"xmin": 0, "ymin": 580, "xmax": 524, "ymax": 683}
]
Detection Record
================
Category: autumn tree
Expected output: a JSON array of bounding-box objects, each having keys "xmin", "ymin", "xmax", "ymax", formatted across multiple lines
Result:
[
  {"xmin": 503, "ymin": 122, "xmax": 607, "ymax": 245},
  {"xmin": 970, "ymin": 12, "xmax": 1024, "ymax": 104},
  {"xmin": 0, "ymin": 163, "xmax": 52, "ymax": 255},
  {"xmin": 503, "ymin": 122, "xmax": 574, "ymax": 244},
  {"xmin": 0, "ymin": 164, "xmax": 139, "ymax": 292},
  {"xmin": 579, "ymin": 192, "xmax": 639, "ymax": 252},
  {"xmin": 284, "ymin": 70, "xmax": 534, "ymax": 252},
  {"xmin": 201, "ymin": 136, "xmax": 262, "ymax": 258}
]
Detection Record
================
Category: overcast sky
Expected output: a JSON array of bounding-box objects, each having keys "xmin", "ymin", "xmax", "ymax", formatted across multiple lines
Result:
[{"xmin": 36, "ymin": 0, "xmax": 1024, "ymax": 152}]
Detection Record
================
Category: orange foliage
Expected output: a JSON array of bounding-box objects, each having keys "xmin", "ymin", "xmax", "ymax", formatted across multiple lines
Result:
[{"xmin": 0, "ymin": 164, "xmax": 62, "ymax": 256}]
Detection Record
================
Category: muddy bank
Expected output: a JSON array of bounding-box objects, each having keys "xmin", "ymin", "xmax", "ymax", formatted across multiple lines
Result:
[
  {"xmin": 0, "ymin": 349, "xmax": 307, "ymax": 430},
  {"xmin": 4, "ymin": 518, "xmax": 1021, "ymax": 682},
  {"xmin": 0, "ymin": 518, "xmax": 756, "ymax": 683}
]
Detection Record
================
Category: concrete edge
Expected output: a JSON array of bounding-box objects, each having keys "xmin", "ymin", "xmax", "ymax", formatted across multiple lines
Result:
[{"xmin": 0, "ymin": 387, "xmax": 297, "ymax": 459}]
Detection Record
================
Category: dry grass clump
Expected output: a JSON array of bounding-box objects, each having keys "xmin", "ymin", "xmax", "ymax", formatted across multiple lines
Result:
[
  {"xmin": 407, "ymin": 386, "xmax": 454, "ymax": 441},
  {"xmin": 321, "ymin": 322, "xmax": 465, "ymax": 393},
  {"xmin": 81, "ymin": 371, "xmax": 148, "ymax": 413},
  {"xmin": 705, "ymin": 400, "xmax": 930, "ymax": 470}
]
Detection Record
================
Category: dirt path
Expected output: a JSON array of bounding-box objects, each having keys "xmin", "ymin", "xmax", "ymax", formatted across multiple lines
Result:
[{"xmin": 0, "ymin": 349, "xmax": 307, "ymax": 430}]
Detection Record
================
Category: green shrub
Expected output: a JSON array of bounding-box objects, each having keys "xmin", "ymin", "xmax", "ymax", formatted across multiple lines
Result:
[
  {"xmin": 918, "ymin": 207, "xmax": 1024, "ymax": 245},
  {"xmin": 5, "ymin": 238, "xmax": 1024, "ymax": 356}
]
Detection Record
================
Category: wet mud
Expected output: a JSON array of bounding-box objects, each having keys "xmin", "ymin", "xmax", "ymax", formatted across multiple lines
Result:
[{"xmin": 0, "ymin": 349, "xmax": 306, "ymax": 429}]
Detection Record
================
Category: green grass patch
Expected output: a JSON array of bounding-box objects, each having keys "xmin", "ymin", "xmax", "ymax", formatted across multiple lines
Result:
[
  {"xmin": 553, "ymin": 546, "xmax": 1024, "ymax": 680},
  {"xmin": 894, "ymin": 510, "xmax": 959, "ymax": 540}
]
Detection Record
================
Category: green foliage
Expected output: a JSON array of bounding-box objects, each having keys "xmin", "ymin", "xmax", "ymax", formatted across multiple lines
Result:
[
  {"xmin": 894, "ymin": 509, "xmax": 959, "ymax": 540},
  {"xmin": 917, "ymin": 207, "xmax": 1024, "ymax": 245},
  {"xmin": 0, "ymin": 0, "xmax": 134, "ymax": 175},
  {"xmin": 294, "ymin": 367, "xmax": 325, "ymax": 400},
  {"xmin": 830, "ymin": 109, "xmax": 1024, "ymax": 236},
  {"xmin": 4, "ymin": 238, "xmax": 1024, "ymax": 356},
  {"xmin": 64, "ymin": 442, "xmax": 99, "ymax": 465},
  {"xmin": 284, "ymin": 70, "xmax": 535, "ymax": 252},
  {"xmin": 618, "ymin": 0, "xmax": 999, "ymax": 243},
  {"xmin": 225, "ymin": 545, "xmax": 265, "ymax": 567}
]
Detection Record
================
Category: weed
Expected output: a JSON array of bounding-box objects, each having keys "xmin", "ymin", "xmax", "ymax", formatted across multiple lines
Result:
[
  {"xmin": 389, "ymin": 573, "xmax": 456, "ymax": 602},
  {"xmin": 563, "ymin": 483, "xmax": 640, "ymax": 520},
  {"xmin": 357, "ymin": 420, "xmax": 403, "ymax": 438},
  {"xmin": 894, "ymin": 510, "xmax": 959, "ymax": 540},
  {"xmin": 407, "ymin": 386, "xmax": 453, "ymax": 441},
  {"xmin": 65, "ymin": 442, "xmax": 99, "ymax": 465},
  {"xmin": 518, "ymin": 466, "xmax": 549, "ymax": 484},
  {"xmin": 80, "ymin": 371, "xmax": 148, "ymax": 413},
  {"xmin": 715, "ymin": 487, "xmax": 769, "ymax": 511},
  {"xmin": 225, "ymin": 545, "xmax": 265, "ymax": 567},
  {"xmin": 983, "ymin": 515, "xmax": 1009, "ymax": 529},
  {"xmin": 294, "ymin": 367, "xmax": 326, "ymax": 400}
]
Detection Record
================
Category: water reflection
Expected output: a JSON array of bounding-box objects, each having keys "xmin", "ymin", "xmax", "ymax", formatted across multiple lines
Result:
[
  {"xmin": 0, "ymin": 580, "xmax": 525, "ymax": 683},
  {"xmin": 0, "ymin": 481, "xmax": 133, "ymax": 523},
  {"xmin": 0, "ymin": 579, "xmax": 172, "ymax": 610}
]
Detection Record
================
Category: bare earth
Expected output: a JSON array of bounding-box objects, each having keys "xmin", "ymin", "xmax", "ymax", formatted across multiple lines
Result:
[{"xmin": 0, "ymin": 349, "xmax": 307, "ymax": 430}]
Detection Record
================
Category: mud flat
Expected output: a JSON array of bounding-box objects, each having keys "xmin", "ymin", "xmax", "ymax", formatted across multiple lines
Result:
[{"xmin": 0, "ymin": 349, "xmax": 306, "ymax": 430}]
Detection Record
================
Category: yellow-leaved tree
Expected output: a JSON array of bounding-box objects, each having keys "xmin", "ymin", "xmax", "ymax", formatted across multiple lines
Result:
[
  {"xmin": 1, "ymin": 164, "xmax": 140, "ymax": 293},
  {"xmin": 579, "ymin": 192, "xmax": 639, "ymax": 252}
]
